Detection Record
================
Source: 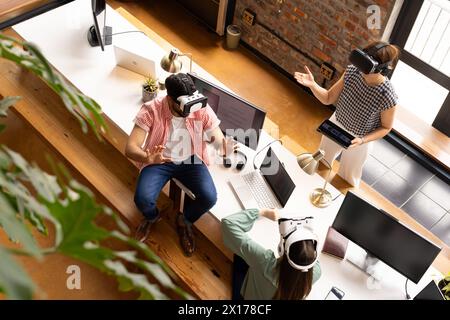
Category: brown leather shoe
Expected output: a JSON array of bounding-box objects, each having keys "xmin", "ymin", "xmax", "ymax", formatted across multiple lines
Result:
[
  {"xmin": 176, "ymin": 214, "xmax": 195, "ymax": 257},
  {"xmin": 134, "ymin": 217, "xmax": 160, "ymax": 243}
]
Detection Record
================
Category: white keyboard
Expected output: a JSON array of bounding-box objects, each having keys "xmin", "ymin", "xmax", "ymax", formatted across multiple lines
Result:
[{"xmin": 242, "ymin": 171, "xmax": 280, "ymax": 209}]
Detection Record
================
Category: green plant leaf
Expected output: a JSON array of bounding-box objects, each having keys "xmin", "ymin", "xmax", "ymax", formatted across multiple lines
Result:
[
  {"xmin": 0, "ymin": 192, "xmax": 41, "ymax": 257},
  {"xmin": 104, "ymin": 259, "xmax": 168, "ymax": 300},
  {"xmin": 0, "ymin": 147, "xmax": 59, "ymax": 241},
  {"xmin": 0, "ymin": 148, "xmax": 188, "ymax": 299},
  {"xmin": 44, "ymin": 181, "xmax": 188, "ymax": 299},
  {"xmin": 0, "ymin": 34, "xmax": 107, "ymax": 139},
  {"xmin": 0, "ymin": 246, "xmax": 35, "ymax": 299},
  {"xmin": 0, "ymin": 96, "xmax": 21, "ymax": 117}
]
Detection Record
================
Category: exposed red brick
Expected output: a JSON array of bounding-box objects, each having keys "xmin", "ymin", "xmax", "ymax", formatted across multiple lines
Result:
[
  {"xmin": 349, "ymin": 13, "xmax": 359, "ymax": 24},
  {"xmin": 284, "ymin": 11, "xmax": 298, "ymax": 23},
  {"xmin": 319, "ymin": 33, "xmax": 337, "ymax": 47},
  {"xmin": 234, "ymin": 0, "xmax": 396, "ymax": 85},
  {"xmin": 375, "ymin": 0, "xmax": 389, "ymax": 6},
  {"xmin": 359, "ymin": 30, "xmax": 370, "ymax": 41},
  {"xmin": 312, "ymin": 47, "xmax": 331, "ymax": 63},
  {"xmin": 345, "ymin": 20, "xmax": 356, "ymax": 32},
  {"xmin": 335, "ymin": 14, "xmax": 345, "ymax": 24},
  {"xmin": 293, "ymin": 7, "xmax": 307, "ymax": 18}
]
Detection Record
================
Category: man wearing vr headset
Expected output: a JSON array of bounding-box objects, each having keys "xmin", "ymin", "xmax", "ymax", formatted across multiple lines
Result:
[
  {"xmin": 295, "ymin": 41, "xmax": 399, "ymax": 187},
  {"xmin": 125, "ymin": 73, "xmax": 233, "ymax": 256},
  {"xmin": 222, "ymin": 208, "xmax": 321, "ymax": 300}
]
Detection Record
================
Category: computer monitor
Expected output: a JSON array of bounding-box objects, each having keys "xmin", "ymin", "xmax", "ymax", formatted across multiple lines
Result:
[
  {"xmin": 332, "ymin": 191, "xmax": 442, "ymax": 284},
  {"xmin": 188, "ymin": 73, "xmax": 266, "ymax": 150},
  {"xmin": 87, "ymin": 0, "xmax": 111, "ymax": 51}
]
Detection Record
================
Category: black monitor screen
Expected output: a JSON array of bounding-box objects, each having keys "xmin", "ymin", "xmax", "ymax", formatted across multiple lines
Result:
[
  {"xmin": 332, "ymin": 192, "xmax": 441, "ymax": 284},
  {"xmin": 188, "ymin": 73, "xmax": 266, "ymax": 150},
  {"xmin": 92, "ymin": 0, "xmax": 105, "ymax": 15},
  {"xmin": 260, "ymin": 148, "xmax": 295, "ymax": 207}
]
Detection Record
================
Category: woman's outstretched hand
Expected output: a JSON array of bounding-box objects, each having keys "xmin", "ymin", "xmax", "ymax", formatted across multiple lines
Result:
[
  {"xmin": 259, "ymin": 208, "xmax": 280, "ymax": 221},
  {"xmin": 294, "ymin": 66, "xmax": 315, "ymax": 88}
]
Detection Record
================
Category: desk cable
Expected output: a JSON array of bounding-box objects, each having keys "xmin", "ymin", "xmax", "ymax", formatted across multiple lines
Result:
[
  {"xmin": 110, "ymin": 30, "xmax": 146, "ymax": 37},
  {"xmin": 104, "ymin": 8, "xmax": 147, "ymax": 38},
  {"xmin": 405, "ymin": 279, "xmax": 411, "ymax": 300},
  {"xmin": 331, "ymin": 193, "xmax": 342, "ymax": 202}
]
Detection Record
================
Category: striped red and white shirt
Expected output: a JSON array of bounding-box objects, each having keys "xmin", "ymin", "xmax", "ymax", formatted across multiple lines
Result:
[{"xmin": 133, "ymin": 95, "xmax": 220, "ymax": 170}]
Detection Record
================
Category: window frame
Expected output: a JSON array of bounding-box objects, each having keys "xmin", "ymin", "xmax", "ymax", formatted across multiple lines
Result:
[{"xmin": 389, "ymin": 0, "xmax": 450, "ymax": 136}]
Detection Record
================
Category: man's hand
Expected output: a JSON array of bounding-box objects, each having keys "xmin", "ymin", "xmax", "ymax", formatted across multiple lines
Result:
[
  {"xmin": 145, "ymin": 145, "xmax": 173, "ymax": 165},
  {"xmin": 223, "ymin": 136, "xmax": 238, "ymax": 157},
  {"xmin": 259, "ymin": 208, "xmax": 280, "ymax": 221}
]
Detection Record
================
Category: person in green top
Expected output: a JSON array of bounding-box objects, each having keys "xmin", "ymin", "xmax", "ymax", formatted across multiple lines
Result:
[{"xmin": 222, "ymin": 208, "xmax": 321, "ymax": 300}]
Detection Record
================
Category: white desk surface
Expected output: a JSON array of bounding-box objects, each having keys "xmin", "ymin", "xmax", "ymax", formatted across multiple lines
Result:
[{"xmin": 13, "ymin": 0, "xmax": 441, "ymax": 299}]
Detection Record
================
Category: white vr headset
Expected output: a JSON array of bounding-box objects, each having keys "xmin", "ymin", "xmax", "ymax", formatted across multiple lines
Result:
[
  {"xmin": 176, "ymin": 90, "xmax": 208, "ymax": 117},
  {"xmin": 277, "ymin": 216, "xmax": 319, "ymax": 272}
]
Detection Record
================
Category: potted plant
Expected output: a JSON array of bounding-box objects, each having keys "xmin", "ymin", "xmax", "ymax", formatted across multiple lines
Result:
[
  {"xmin": 438, "ymin": 272, "xmax": 450, "ymax": 300},
  {"xmin": 142, "ymin": 76, "xmax": 159, "ymax": 102}
]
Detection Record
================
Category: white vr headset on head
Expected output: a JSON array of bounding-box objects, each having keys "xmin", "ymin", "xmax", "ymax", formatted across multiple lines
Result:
[
  {"xmin": 277, "ymin": 216, "xmax": 319, "ymax": 272},
  {"xmin": 176, "ymin": 90, "xmax": 208, "ymax": 116}
]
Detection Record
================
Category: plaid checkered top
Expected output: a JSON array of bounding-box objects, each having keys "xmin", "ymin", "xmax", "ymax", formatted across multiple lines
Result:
[{"xmin": 335, "ymin": 65, "xmax": 398, "ymax": 137}]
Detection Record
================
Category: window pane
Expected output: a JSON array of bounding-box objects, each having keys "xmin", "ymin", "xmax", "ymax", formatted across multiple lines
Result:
[
  {"xmin": 404, "ymin": 0, "xmax": 450, "ymax": 76},
  {"xmin": 391, "ymin": 61, "xmax": 448, "ymax": 125}
]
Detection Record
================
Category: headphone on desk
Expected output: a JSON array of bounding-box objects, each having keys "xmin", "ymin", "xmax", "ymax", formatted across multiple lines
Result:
[
  {"xmin": 223, "ymin": 149, "xmax": 248, "ymax": 171},
  {"xmin": 222, "ymin": 139, "xmax": 283, "ymax": 171}
]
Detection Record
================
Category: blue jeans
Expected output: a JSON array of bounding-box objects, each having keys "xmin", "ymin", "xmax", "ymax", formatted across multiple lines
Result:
[{"xmin": 134, "ymin": 156, "xmax": 217, "ymax": 224}]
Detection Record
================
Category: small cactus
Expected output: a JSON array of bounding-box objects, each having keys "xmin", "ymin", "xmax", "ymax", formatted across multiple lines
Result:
[{"xmin": 143, "ymin": 77, "xmax": 159, "ymax": 93}]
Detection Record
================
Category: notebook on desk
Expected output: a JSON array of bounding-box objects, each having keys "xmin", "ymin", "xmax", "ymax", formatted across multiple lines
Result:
[{"xmin": 322, "ymin": 227, "xmax": 349, "ymax": 259}]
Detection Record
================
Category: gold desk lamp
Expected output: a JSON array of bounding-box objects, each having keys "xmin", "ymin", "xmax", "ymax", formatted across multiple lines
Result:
[
  {"xmin": 297, "ymin": 149, "xmax": 333, "ymax": 208},
  {"xmin": 160, "ymin": 48, "xmax": 193, "ymax": 74}
]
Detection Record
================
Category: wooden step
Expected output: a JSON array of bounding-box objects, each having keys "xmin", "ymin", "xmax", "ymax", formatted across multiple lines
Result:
[{"xmin": 0, "ymin": 55, "xmax": 232, "ymax": 299}]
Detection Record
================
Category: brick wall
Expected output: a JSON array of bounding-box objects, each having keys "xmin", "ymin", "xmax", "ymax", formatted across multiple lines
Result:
[{"xmin": 233, "ymin": 0, "xmax": 397, "ymax": 87}]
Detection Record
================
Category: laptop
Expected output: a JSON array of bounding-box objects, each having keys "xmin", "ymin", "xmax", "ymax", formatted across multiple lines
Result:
[
  {"xmin": 229, "ymin": 148, "xmax": 296, "ymax": 209},
  {"xmin": 413, "ymin": 280, "xmax": 445, "ymax": 300},
  {"xmin": 113, "ymin": 45, "xmax": 157, "ymax": 78}
]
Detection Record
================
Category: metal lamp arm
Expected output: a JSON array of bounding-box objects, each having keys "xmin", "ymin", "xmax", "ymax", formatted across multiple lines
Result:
[
  {"xmin": 320, "ymin": 158, "xmax": 332, "ymax": 195},
  {"xmin": 180, "ymin": 52, "xmax": 193, "ymax": 73}
]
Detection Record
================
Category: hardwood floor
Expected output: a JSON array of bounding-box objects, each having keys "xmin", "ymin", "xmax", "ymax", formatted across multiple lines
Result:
[{"xmin": 0, "ymin": 0, "xmax": 47, "ymax": 25}]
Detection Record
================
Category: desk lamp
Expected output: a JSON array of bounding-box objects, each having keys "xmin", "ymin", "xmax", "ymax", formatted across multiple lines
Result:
[
  {"xmin": 297, "ymin": 149, "xmax": 332, "ymax": 208},
  {"xmin": 160, "ymin": 48, "xmax": 193, "ymax": 74}
]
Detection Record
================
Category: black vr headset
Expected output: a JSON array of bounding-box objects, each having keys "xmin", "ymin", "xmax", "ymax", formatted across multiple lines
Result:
[
  {"xmin": 349, "ymin": 43, "xmax": 393, "ymax": 75},
  {"xmin": 169, "ymin": 74, "xmax": 208, "ymax": 117}
]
